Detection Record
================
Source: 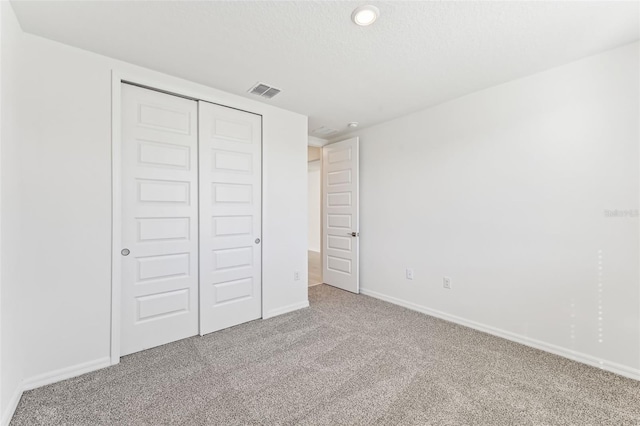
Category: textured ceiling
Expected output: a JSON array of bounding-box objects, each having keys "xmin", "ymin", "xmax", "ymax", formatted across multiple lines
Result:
[{"xmin": 10, "ymin": 1, "xmax": 640, "ymax": 138}]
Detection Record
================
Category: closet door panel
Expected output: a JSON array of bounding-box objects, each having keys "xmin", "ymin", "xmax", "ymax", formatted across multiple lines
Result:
[
  {"xmin": 199, "ymin": 102, "xmax": 262, "ymax": 334},
  {"xmin": 120, "ymin": 84, "xmax": 199, "ymax": 356}
]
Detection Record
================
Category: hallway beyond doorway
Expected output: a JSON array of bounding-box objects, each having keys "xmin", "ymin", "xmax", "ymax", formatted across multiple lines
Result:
[{"xmin": 308, "ymin": 250, "xmax": 322, "ymax": 286}]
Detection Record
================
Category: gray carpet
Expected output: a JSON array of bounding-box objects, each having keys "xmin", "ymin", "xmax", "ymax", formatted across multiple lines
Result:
[{"xmin": 10, "ymin": 284, "xmax": 640, "ymax": 425}]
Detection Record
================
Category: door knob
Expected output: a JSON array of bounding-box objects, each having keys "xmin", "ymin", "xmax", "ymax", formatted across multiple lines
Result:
[
  {"xmin": 121, "ymin": 248, "xmax": 130, "ymax": 256},
  {"xmin": 348, "ymin": 232, "xmax": 359, "ymax": 237},
  {"xmin": 255, "ymin": 238, "xmax": 261, "ymax": 244}
]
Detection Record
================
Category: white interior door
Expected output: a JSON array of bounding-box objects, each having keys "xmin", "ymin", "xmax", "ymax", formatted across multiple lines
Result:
[
  {"xmin": 120, "ymin": 84, "xmax": 199, "ymax": 356},
  {"xmin": 198, "ymin": 101, "xmax": 262, "ymax": 335},
  {"xmin": 322, "ymin": 137, "xmax": 360, "ymax": 293}
]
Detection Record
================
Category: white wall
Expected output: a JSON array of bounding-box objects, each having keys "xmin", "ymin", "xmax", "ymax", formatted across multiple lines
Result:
[
  {"xmin": 8, "ymin": 28, "xmax": 308, "ymax": 387},
  {"xmin": 308, "ymin": 160, "xmax": 321, "ymax": 252},
  {"xmin": 1, "ymin": 2, "xmax": 25, "ymax": 423},
  {"xmin": 346, "ymin": 42, "xmax": 640, "ymax": 378}
]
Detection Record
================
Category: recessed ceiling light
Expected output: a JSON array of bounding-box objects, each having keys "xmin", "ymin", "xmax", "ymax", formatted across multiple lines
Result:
[{"xmin": 351, "ymin": 5, "xmax": 380, "ymax": 26}]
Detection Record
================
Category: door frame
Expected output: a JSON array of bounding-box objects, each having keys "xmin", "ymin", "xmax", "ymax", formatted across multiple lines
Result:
[
  {"xmin": 110, "ymin": 70, "xmax": 264, "ymax": 365},
  {"xmin": 307, "ymin": 139, "xmax": 326, "ymax": 286}
]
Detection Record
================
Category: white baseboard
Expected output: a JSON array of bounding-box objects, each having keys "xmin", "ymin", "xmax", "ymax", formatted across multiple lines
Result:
[
  {"xmin": 1, "ymin": 385, "xmax": 23, "ymax": 426},
  {"xmin": 263, "ymin": 300, "xmax": 309, "ymax": 319},
  {"xmin": 360, "ymin": 288, "xmax": 640, "ymax": 381},
  {"xmin": 22, "ymin": 357, "xmax": 111, "ymax": 391},
  {"xmin": 2, "ymin": 357, "xmax": 111, "ymax": 425}
]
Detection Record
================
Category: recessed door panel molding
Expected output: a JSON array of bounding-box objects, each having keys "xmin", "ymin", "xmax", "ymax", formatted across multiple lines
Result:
[
  {"xmin": 213, "ymin": 183, "xmax": 253, "ymax": 204},
  {"xmin": 121, "ymin": 83, "xmax": 199, "ymax": 356},
  {"xmin": 327, "ymin": 169, "xmax": 352, "ymax": 186},
  {"xmin": 327, "ymin": 192, "xmax": 352, "ymax": 207},
  {"xmin": 327, "ymin": 214, "xmax": 352, "ymax": 229},
  {"xmin": 327, "ymin": 235, "xmax": 352, "ymax": 251},
  {"xmin": 213, "ymin": 215, "xmax": 253, "ymax": 237},
  {"xmin": 213, "ymin": 118, "xmax": 253, "ymax": 142},
  {"xmin": 323, "ymin": 137, "xmax": 359, "ymax": 294},
  {"xmin": 138, "ymin": 103, "xmax": 191, "ymax": 134},
  {"xmin": 137, "ymin": 179, "xmax": 191, "ymax": 204},
  {"xmin": 136, "ymin": 288, "xmax": 190, "ymax": 322},
  {"xmin": 199, "ymin": 100, "xmax": 262, "ymax": 335},
  {"xmin": 328, "ymin": 147, "xmax": 352, "ymax": 164},
  {"xmin": 137, "ymin": 217, "xmax": 191, "ymax": 242},
  {"xmin": 136, "ymin": 253, "xmax": 190, "ymax": 282},
  {"xmin": 327, "ymin": 256, "xmax": 352, "ymax": 274},
  {"xmin": 213, "ymin": 150, "xmax": 253, "ymax": 173},
  {"xmin": 138, "ymin": 140, "xmax": 191, "ymax": 170},
  {"xmin": 212, "ymin": 247, "xmax": 253, "ymax": 271},
  {"xmin": 213, "ymin": 278, "xmax": 254, "ymax": 305}
]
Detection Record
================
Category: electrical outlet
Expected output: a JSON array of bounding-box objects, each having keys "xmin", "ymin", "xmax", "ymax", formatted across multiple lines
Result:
[
  {"xmin": 443, "ymin": 276, "xmax": 452, "ymax": 289},
  {"xmin": 294, "ymin": 271, "xmax": 301, "ymax": 281},
  {"xmin": 406, "ymin": 268, "xmax": 414, "ymax": 280}
]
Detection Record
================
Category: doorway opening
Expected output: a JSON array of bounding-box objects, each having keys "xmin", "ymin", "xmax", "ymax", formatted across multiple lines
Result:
[
  {"xmin": 307, "ymin": 137, "xmax": 360, "ymax": 293},
  {"xmin": 308, "ymin": 145, "xmax": 322, "ymax": 286}
]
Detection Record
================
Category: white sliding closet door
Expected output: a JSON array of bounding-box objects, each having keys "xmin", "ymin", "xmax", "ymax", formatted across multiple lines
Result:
[
  {"xmin": 120, "ymin": 84, "xmax": 199, "ymax": 356},
  {"xmin": 198, "ymin": 101, "xmax": 262, "ymax": 335}
]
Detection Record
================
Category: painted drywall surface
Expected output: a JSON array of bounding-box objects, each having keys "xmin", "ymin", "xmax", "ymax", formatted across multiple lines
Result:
[
  {"xmin": 308, "ymin": 161, "xmax": 321, "ymax": 252},
  {"xmin": 1, "ymin": 2, "xmax": 25, "ymax": 421},
  {"xmin": 260, "ymin": 107, "xmax": 309, "ymax": 316},
  {"xmin": 10, "ymin": 1, "xmax": 640, "ymax": 139},
  {"xmin": 350, "ymin": 42, "xmax": 639, "ymax": 372},
  {"xmin": 15, "ymin": 32, "xmax": 307, "ymax": 381}
]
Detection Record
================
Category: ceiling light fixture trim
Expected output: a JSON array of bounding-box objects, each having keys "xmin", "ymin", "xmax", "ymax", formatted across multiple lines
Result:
[{"xmin": 351, "ymin": 5, "xmax": 380, "ymax": 26}]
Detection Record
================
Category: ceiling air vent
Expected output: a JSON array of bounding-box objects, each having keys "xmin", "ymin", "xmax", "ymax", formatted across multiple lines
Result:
[
  {"xmin": 312, "ymin": 126, "xmax": 338, "ymax": 137},
  {"xmin": 248, "ymin": 82, "xmax": 281, "ymax": 99}
]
